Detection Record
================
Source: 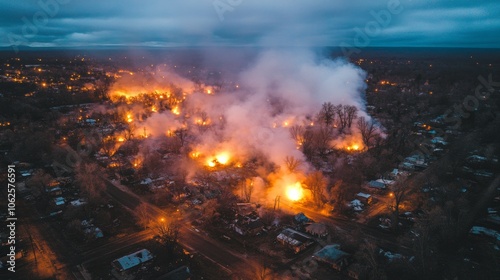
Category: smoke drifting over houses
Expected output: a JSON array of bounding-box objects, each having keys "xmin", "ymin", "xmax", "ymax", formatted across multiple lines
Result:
[{"xmin": 108, "ymin": 49, "xmax": 369, "ymax": 202}]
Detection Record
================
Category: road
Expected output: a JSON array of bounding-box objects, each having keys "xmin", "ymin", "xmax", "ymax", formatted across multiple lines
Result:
[
  {"xmin": 78, "ymin": 230, "xmax": 152, "ymax": 266},
  {"xmin": 93, "ymin": 178, "xmax": 260, "ymax": 279},
  {"xmin": 178, "ymin": 227, "xmax": 242, "ymax": 273}
]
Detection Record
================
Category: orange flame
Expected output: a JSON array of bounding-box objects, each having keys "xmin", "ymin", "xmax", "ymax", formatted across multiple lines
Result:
[
  {"xmin": 126, "ymin": 113, "xmax": 133, "ymax": 123},
  {"xmin": 204, "ymin": 152, "xmax": 231, "ymax": 167},
  {"xmin": 346, "ymin": 143, "xmax": 361, "ymax": 152},
  {"xmin": 286, "ymin": 182, "xmax": 304, "ymax": 201},
  {"xmin": 172, "ymin": 106, "xmax": 180, "ymax": 115}
]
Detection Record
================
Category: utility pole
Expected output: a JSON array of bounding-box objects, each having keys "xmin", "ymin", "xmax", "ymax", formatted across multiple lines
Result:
[{"xmin": 274, "ymin": 195, "xmax": 281, "ymax": 211}]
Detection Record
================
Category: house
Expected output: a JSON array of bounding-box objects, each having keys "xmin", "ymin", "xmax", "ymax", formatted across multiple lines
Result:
[
  {"xmin": 368, "ymin": 180, "xmax": 386, "ymax": 190},
  {"xmin": 112, "ymin": 249, "xmax": 154, "ymax": 272},
  {"xmin": 85, "ymin": 118, "xmax": 96, "ymax": 125},
  {"xmin": 369, "ymin": 178, "xmax": 396, "ymax": 189},
  {"xmin": 376, "ymin": 179, "xmax": 395, "ymax": 186},
  {"xmin": 53, "ymin": 197, "xmax": 65, "ymax": 206},
  {"xmin": 469, "ymin": 226, "xmax": 500, "ymax": 245},
  {"xmin": 379, "ymin": 249, "xmax": 408, "ymax": 262},
  {"xmin": 80, "ymin": 219, "xmax": 103, "ymax": 239},
  {"xmin": 348, "ymin": 199, "xmax": 364, "ymax": 212},
  {"xmin": 20, "ymin": 170, "xmax": 32, "ymax": 177},
  {"xmin": 313, "ymin": 244, "xmax": 350, "ymax": 271},
  {"xmin": 431, "ymin": 137, "xmax": 448, "ymax": 146},
  {"xmin": 405, "ymin": 154, "xmax": 426, "ymax": 164},
  {"xmin": 246, "ymin": 220, "xmax": 265, "ymax": 236},
  {"xmin": 84, "ymin": 227, "xmax": 104, "ymax": 239},
  {"xmin": 399, "ymin": 162, "xmax": 415, "ymax": 171},
  {"xmin": 294, "ymin": 212, "xmax": 312, "ymax": 224},
  {"xmin": 140, "ymin": 178, "xmax": 153, "ymax": 185},
  {"xmin": 47, "ymin": 187, "xmax": 63, "ymax": 197},
  {"xmin": 390, "ymin": 169, "xmax": 400, "ymax": 178},
  {"xmin": 390, "ymin": 168, "xmax": 409, "ymax": 178},
  {"xmin": 70, "ymin": 198, "xmax": 87, "ymax": 207},
  {"xmin": 232, "ymin": 214, "xmax": 264, "ymax": 236},
  {"xmin": 277, "ymin": 228, "xmax": 314, "ymax": 253},
  {"xmin": 356, "ymin": 193, "xmax": 372, "ymax": 205},
  {"xmin": 467, "ymin": 155, "xmax": 488, "ymax": 164}
]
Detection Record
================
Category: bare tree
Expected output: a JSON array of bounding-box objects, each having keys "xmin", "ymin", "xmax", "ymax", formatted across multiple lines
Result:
[
  {"xmin": 284, "ymin": 156, "xmax": 302, "ymax": 173},
  {"xmin": 357, "ymin": 116, "xmax": 377, "ymax": 148},
  {"xmin": 304, "ymin": 171, "xmax": 328, "ymax": 208},
  {"xmin": 317, "ymin": 102, "xmax": 336, "ymax": 126},
  {"xmin": 289, "ymin": 125, "xmax": 305, "ymax": 146},
  {"xmin": 389, "ymin": 179, "xmax": 413, "ymax": 229},
  {"xmin": 335, "ymin": 104, "xmax": 346, "ymax": 129},
  {"xmin": 328, "ymin": 179, "xmax": 345, "ymax": 213},
  {"xmin": 75, "ymin": 162, "xmax": 106, "ymax": 200},
  {"xmin": 241, "ymin": 178, "xmax": 254, "ymax": 203},
  {"xmin": 197, "ymin": 111, "xmax": 210, "ymax": 132},
  {"xmin": 124, "ymin": 123, "xmax": 135, "ymax": 140},
  {"xmin": 314, "ymin": 125, "xmax": 334, "ymax": 155},
  {"xmin": 345, "ymin": 105, "xmax": 358, "ymax": 128},
  {"xmin": 174, "ymin": 128, "xmax": 188, "ymax": 147},
  {"xmin": 153, "ymin": 219, "xmax": 181, "ymax": 253},
  {"xmin": 199, "ymin": 111, "xmax": 209, "ymax": 123},
  {"xmin": 301, "ymin": 127, "xmax": 316, "ymax": 160}
]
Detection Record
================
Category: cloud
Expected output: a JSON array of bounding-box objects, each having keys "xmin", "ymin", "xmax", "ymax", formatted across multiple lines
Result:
[{"xmin": 0, "ymin": 0, "xmax": 499, "ymax": 48}]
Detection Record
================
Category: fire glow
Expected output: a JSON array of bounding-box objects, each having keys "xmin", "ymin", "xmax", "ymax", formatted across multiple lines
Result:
[
  {"xmin": 205, "ymin": 152, "xmax": 231, "ymax": 167},
  {"xmin": 346, "ymin": 143, "xmax": 361, "ymax": 152},
  {"xmin": 172, "ymin": 106, "xmax": 180, "ymax": 115},
  {"xmin": 126, "ymin": 114, "xmax": 133, "ymax": 123},
  {"xmin": 286, "ymin": 182, "xmax": 304, "ymax": 201},
  {"xmin": 104, "ymin": 49, "xmax": 374, "ymax": 207}
]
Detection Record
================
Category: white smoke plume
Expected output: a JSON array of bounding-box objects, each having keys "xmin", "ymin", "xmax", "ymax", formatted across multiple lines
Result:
[
  {"xmin": 108, "ymin": 48, "xmax": 368, "ymax": 203},
  {"xmin": 187, "ymin": 49, "xmax": 367, "ymax": 165}
]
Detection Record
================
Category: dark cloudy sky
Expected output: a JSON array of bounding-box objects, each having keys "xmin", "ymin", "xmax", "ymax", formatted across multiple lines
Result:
[{"xmin": 0, "ymin": 0, "xmax": 499, "ymax": 49}]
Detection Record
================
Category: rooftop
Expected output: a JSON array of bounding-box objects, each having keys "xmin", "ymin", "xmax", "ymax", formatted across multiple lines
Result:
[
  {"xmin": 112, "ymin": 249, "xmax": 154, "ymax": 271},
  {"xmin": 277, "ymin": 228, "xmax": 312, "ymax": 246},
  {"xmin": 313, "ymin": 245, "xmax": 350, "ymax": 264}
]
